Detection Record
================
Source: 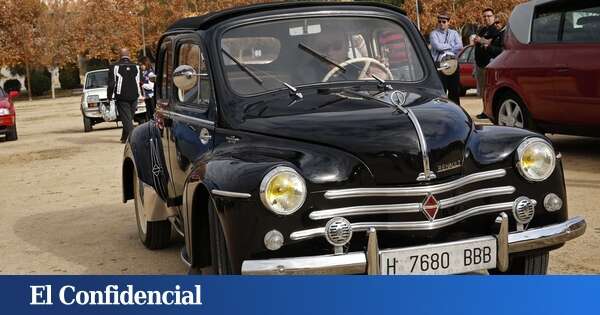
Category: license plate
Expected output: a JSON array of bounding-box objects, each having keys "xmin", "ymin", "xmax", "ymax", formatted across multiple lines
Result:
[{"xmin": 379, "ymin": 237, "xmax": 497, "ymax": 275}]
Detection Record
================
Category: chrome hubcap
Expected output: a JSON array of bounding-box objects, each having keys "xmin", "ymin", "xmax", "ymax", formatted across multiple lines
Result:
[
  {"xmin": 498, "ymin": 99, "xmax": 524, "ymax": 128},
  {"xmin": 134, "ymin": 175, "xmax": 147, "ymax": 235}
]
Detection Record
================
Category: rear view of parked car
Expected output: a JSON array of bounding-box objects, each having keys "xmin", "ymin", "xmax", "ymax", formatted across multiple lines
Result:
[
  {"xmin": 80, "ymin": 69, "xmax": 146, "ymax": 132},
  {"xmin": 484, "ymin": 0, "xmax": 600, "ymax": 136},
  {"xmin": 0, "ymin": 87, "xmax": 18, "ymax": 141}
]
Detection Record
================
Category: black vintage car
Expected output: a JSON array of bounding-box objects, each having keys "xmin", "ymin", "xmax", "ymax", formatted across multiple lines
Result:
[{"xmin": 122, "ymin": 2, "xmax": 585, "ymax": 275}]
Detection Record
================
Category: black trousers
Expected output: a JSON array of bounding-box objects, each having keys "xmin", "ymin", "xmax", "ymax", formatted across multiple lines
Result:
[
  {"xmin": 116, "ymin": 100, "xmax": 136, "ymax": 142},
  {"xmin": 144, "ymin": 97, "xmax": 155, "ymax": 120},
  {"xmin": 439, "ymin": 64, "xmax": 461, "ymax": 105}
]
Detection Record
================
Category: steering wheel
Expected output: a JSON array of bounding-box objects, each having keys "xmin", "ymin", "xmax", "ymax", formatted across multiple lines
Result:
[{"xmin": 322, "ymin": 57, "xmax": 394, "ymax": 82}]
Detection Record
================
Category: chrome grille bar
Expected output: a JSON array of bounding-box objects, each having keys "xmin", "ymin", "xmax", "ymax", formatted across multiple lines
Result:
[
  {"xmin": 309, "ymin": 186, "xmax": 515, "ymax": 220},
  {"xmin": 290, "ymin": 199, "xmax": 536, "ymax": 241},
  {"xmin": 323, "ymin": 169, "xmax": 506, "ymax": 200}
]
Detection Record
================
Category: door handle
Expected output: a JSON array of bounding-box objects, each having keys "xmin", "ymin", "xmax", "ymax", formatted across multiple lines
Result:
[{"xmin": 199, "ymin": 128, "xmax": 212, "ymax": 145}]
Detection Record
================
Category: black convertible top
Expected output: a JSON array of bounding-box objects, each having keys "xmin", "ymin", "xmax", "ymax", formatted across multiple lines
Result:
[{"xmin": 167, "ymin": 1, "xmax": 406, "ymax": 32}]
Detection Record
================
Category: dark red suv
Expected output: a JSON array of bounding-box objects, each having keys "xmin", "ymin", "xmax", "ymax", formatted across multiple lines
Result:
[{"xmin": 484, "ymin": 0, "xmax": 600, "ymax": 136}]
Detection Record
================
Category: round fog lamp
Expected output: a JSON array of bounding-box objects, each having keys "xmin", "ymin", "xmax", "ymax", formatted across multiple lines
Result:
[
  {"xmin": 264, "ymin": 230, "xmax": 284, "ymax": 251},
  {"xmin": 544, "ymin": 193, "xmax": 563, "ymax": 212}
]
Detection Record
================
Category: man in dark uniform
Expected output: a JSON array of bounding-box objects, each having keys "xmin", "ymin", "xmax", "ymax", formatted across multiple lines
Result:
[
  {"xmin": 107, "ymin": 48, "xmax": 142, "ymax": 143},
  {"xmin": 474, "ymin": 8, "xmax": 501, "ymax": 119}
]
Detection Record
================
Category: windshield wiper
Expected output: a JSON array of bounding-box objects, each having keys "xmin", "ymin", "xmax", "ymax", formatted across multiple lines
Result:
[
  {"xmin": 298, "ymin": 43, "xmax": 346, "ymax": 73},
  {"xmin": 371, "ymin": 73, "xmax": 393, "ymax": 91},
  {"xmin": 221, "ymin": 48, "xmax": 263, "ymax": 85}
]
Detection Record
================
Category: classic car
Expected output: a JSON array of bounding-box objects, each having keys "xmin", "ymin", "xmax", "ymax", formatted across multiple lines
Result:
[
  {"xmin": 0, "ymin": 87, "xmax": 18, "ymax": 141},
  {"xmin": 122, "ymin": 2, "xmax": 586, "ymax": 275},
  {"xmin": 484, "ymin": 0, "xmax": 600, "ymax": 135},
  {"xmin": 457, "ymin": 45, "xmax": 476, "ymax": 96},
  {"xmin": 80, "ymin": 69, "xmax": 146, "ymax": 132}
]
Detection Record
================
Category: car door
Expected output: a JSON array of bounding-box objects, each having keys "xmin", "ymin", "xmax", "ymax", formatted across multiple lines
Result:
[
  {"xmin": 165, "ymin": 35, "xmax": 216, "ymax": 200},
  {"xmin": 521, "ymin": 4, "xmax": 562, "ymax": 123},
  {"xmin": 554, "ymin": 3, "xmax": 600, "ymax": 126}
]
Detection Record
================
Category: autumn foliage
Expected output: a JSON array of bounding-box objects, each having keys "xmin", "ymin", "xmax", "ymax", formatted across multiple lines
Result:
[{"xmin": 0, "ymin": 0, "xmax": 525, "ymax": 97}]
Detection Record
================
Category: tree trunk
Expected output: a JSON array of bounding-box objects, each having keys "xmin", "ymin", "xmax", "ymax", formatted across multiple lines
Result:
[{"xmin": 25, "ymin": 61, "xmax": 32, "ymax": 102}]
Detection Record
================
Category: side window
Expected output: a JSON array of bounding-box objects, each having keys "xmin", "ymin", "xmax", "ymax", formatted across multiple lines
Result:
[
  {"xmin": 157, "ymin": 40, "xmax": 172, "ymax": 101},
  {"xmin": 176, "ymin": 42, "xmax": 212, "ymax": 106},
  {"xmin": 532, "ymin": 8, "xmax": 562, "ymax": 43},
  {"xmin": 562, "ymin": 5, "xmax": 600, "ymax": 42}
]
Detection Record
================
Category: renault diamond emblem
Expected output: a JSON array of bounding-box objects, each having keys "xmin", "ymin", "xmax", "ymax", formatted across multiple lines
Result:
[
  {"xmin": 421, "ymin": 193, "xmax": 440, "ymax": 221},
  {"xmin": 390, "ymin": 90, "xmax": 407, "ymax": 108}
]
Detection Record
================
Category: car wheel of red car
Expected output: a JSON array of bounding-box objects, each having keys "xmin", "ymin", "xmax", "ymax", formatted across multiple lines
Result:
[
  {"xmin": 5, "ymin": 124, "xmax": 18, "ymax": 141},
  {"xmin": 489, "ymin": 252, "xmax": 549, "ymax": 275},
  {"xmin": 496, "ymin": 92, "xmax": 535, "ymax": 130},
  {"xmin": 133, "ymin": 164, "xmax": 171, "ymax": 250}
]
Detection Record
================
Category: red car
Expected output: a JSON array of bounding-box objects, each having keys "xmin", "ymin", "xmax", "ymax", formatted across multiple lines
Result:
[
  {"xmin": 484, "ymin": 0, "xmax": 600, "ymax": 135},
  {"xmin": 457, "ymin": 44, "xmax": 476, "ymax": 96},
  {"xmin": 0, "ymin": 87, "xmax": 18, "ymax": 141}
]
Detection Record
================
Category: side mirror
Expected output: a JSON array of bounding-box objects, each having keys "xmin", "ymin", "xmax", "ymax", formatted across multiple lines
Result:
[
  {"xmin": 8, "ymin": 91, "xmax": 19, "ymax": 100},
  {"xmin": 173, "ymin": 65, "xmax": 198, "ymax": 91}
]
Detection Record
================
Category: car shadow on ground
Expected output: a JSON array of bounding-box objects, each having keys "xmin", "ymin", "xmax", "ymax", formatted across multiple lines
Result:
[
  {"xmin": 14, "ymin": 204, "xmax": 185, "ymax": 274},
  {"xmin": 547, "ymin": 135, "xmax": 600, "ymax": 174}
]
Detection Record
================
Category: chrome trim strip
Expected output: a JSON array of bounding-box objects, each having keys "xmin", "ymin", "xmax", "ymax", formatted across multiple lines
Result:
[
  {"xmin": 211, "ymin": 189, "xmax": 251, "ymax": 199},
  {"xmin": 324, "ymin": 169, "xmax": 507, "ymax": 200},
  {"xmin": 241, "ymin": 252, "xmax": 367, "ymax": 275},
  {"xmin": 406, "ymin": 109, "xmax": 437, "ymax": 182},
  {"xmin": 439, "ymin": 186, "xmax": 516, "ymax": 209},
  {"xmin": 156, "ymin": 108, "xmax": 215, "ymax": 126},
  {"xmin": 291, "ymin": 200, "xmax": 532, "ymax": 241},
  {"xmin": 309, "ymin": 203, "xmax": 421, "ymax": 220},
  {"xmin": 244, "ymin": 216, "xmax": 585, "ymax": 275},
  {"xmin": 310, "ymin": 186, "xmax": 515, "ymax": 220},
  {"xmin": 508, "ymin": 216, "xmax": 586, "ymax": 253}
]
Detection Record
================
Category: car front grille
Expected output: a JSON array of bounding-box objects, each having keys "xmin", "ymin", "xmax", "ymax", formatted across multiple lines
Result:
[{"xmin": 291, "ymin": 169, "xmax": 521, "ymax": 241}]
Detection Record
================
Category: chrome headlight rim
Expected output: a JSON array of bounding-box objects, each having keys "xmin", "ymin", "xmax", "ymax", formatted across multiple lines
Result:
[
  {"xmin": 515, "ymin": 137, "xmax": 556, "ymax": 182},
  {"xmin": 259, "ymin": 166, "xmax": 307, "ymax": 215}
]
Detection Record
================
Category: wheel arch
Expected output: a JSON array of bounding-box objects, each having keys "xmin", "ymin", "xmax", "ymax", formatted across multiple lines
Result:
[
  {"xmin": 492, "ymin": 86, "xmax": 526, "ymax": 123},
  {"xmin": 183, "ymin": 179, "xmax": 216, "ymax": 268},
  {"xmin": 122, "ymin": 156, "xmax": 135, "ymax": 203}
]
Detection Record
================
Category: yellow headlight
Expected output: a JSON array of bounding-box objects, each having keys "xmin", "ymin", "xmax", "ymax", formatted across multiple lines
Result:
[
  {"xmin": 260, "ymin": 167, "xmax": 306, "ymax": 215},
  {"xmin": 516, "ymin": 138, "xmax": 556, "ymax": 182}
]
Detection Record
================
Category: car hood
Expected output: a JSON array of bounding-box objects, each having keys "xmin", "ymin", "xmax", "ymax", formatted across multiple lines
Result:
[
  {"xmin": 83, "ymin": 88, "xmax": 108, "ymax": 99},
  {"xmin": 234, "ymin": 88, "xmax": 472, "ymax": 185}
]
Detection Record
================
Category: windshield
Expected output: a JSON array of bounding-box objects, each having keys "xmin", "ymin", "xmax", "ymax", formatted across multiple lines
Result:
[
  {"xmin": 85, "ymin": 71, "xmax": 108, "ymax": 89},
  {"xmin": 221, "ymin": 16, "xmax": 424, "ymax": 95}
]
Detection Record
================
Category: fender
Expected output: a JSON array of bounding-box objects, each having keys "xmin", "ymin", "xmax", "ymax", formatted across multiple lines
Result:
[
  {"xmin": 122, "ymin": 121, "xmax": 173, "ymax": 221},
  {"xmin": 181, "ymin": 130, "xmax": 371, "ymax": 268}
]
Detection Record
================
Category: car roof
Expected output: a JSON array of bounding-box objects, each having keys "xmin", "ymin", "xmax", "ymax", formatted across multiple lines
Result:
[
  {"xmin": 85, "ymin": 69, "xmax": 108, "ymax": 75},
  {"xmin": 166, "ymin": 1, "xmax": 406, "ymax": 31}
]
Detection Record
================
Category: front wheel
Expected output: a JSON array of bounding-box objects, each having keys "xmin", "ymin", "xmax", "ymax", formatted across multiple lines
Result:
[
  {"xmin": 496, "ymin": 92, "xmax": 535, "ymax": 130},
  {"xmin": 133, "ymin": 165, "xmax": 171, "ymax": 249},
  {"xmin": 490, "ymin": 252, "xmax": 549, "ymax": 275},
  {"xmin": 5, "ymin": 124, "xmax": 17, "ymax": 141},
  {"xmin": 189, "ymin": 200, "xmax": 232, "ymax": 274},
  {"xmin": 83, "ymin": 116, "xmax": 92, "ymax": 132}
]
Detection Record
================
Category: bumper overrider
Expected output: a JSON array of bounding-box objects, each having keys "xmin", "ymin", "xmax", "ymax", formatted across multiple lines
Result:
[{"xmin": 241, "ymin": 215, "xmax": 586, "ymax": 275}]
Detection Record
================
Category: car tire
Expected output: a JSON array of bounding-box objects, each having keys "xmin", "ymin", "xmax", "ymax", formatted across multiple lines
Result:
[
  {"xmin": 189, "ymin": 200, "xmax": 233, "ymax": 275},
  {"xmin": 83, "ymin": 116, "xmax": 93, "ymax": 133},
  {"xmin": 495, "ymin": 91, "xmax": 536, "ymax": 130},
  {"xmin": 5, "ymin": 124, "xmax": 18, "ymax": 141},
  {"xmin": 490, "ymin": 252, "xmax": 549, "ymax": 275},
  {"xmin": 208, "ymin": 200, "xmax": 232, "ymax": 274},
  {"xmin": 133, "ymin": 165, "xmax": 171, "ymax": 250}
]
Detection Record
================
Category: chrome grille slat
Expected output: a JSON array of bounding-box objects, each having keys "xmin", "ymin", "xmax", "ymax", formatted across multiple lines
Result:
[
  {"xmin": 309, "ymin": 186, "xmax": 515, "ymax": 220},
  {"xmin": 323, "ymin": 169, "xmax": 506, "ymax": 200},
  {"xmin": 290, "ymin": 200, "xmax": 534, "ymax": 241},
  {"xmin": 309, "ymin": 203, "xmax": 421, "ymax": 220}
]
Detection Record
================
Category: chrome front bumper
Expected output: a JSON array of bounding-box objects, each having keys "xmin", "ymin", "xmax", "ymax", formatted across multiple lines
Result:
[{"xmin": 241, "ymin": 215, "xmax": 586, "ymax": 275}]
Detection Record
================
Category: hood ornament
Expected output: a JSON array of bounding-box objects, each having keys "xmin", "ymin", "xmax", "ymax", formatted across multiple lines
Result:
[{"xmin": 390, "ymin": 90, "xmax": 408, "ymax": 112}]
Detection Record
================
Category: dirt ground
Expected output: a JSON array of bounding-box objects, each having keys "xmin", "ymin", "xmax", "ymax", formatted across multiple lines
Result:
[{"xmin": 0, "ymin": 95, "xmax": 598, "ymax": 274}]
